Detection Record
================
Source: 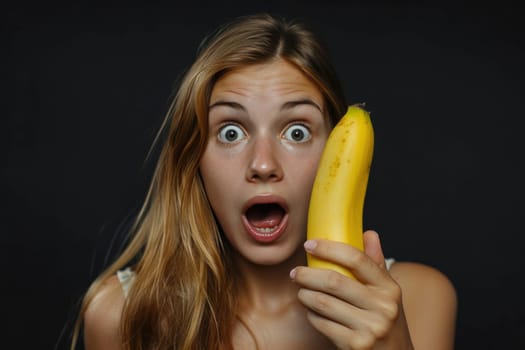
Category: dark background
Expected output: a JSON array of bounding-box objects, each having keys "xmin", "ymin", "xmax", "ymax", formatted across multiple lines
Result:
[{"xmin": 3, "ymin": 1, "xmax": 524, "ymax": 349}]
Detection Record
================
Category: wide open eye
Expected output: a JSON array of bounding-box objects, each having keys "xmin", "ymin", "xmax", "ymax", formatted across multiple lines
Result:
[
  {"xmin": 218, "ymin": 124, "xmax": 246, "ymax": 143},
  {"xmin": 282, "ymin": 124, "xmax": 311, "ymax": 143}
]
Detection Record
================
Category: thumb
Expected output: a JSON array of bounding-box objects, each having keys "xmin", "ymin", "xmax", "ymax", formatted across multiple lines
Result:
[{"xmin": 363, "ymin": 230, "xmax": 386, "ymax": 269}]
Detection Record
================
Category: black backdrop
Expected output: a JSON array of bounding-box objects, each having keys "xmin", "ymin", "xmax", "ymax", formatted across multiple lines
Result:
[{"xmin": 4, "ymin": 1, "xmax": 524, "ymax": 349}]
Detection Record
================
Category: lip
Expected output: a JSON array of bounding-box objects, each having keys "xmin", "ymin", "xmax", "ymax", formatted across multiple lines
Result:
[{"xmin": 242, "ymin": 194, "xmax": 289, "ymax": 243}]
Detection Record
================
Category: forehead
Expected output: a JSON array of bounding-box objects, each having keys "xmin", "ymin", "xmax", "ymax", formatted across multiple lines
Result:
[{"xmin": 210, "ymin": 59, "xmax": 324, "ymax": 103}]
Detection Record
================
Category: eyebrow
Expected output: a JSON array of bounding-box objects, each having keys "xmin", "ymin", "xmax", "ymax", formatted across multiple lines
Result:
[
  {"xmin": 208, "ymin": 99, "xmax": 322, "ymax": 112},
  {"xmin": 209, "ymin": 100, "xmax": 245, "ymax": 111},
  {"xmin": 281, "ymin": 99, "xmax": 322, "ymax": 113}
]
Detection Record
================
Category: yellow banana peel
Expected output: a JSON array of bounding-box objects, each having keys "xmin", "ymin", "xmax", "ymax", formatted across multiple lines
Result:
[{"xmin": 307, "ymin": 104, "xmax": 374, "ymax": 278}]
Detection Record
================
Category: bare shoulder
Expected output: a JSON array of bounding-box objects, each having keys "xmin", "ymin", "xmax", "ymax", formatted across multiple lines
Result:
[
  {"xmin": 390, "ymin": 261, "xmax": 457, "ymax": 301},
  {"xmin": 83, "ymin": 275, "xmax": 125, "ymax": 350},
  {"xmin": 390, "ymin": 262, "xmax": 457, "ymax": 350}
]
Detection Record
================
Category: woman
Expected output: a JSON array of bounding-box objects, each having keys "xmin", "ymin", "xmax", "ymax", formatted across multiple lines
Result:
[{"xmin": 75, "ymin": 13, "xmax": 457, "ymax": 349}]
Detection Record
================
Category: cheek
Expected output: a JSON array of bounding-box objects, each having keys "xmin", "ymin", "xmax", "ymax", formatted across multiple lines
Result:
[
  {"xmin": 293, "ymin": 148, "xmax": 326, "ymax": 211},
  {"xmin": 303, "ymin": 160, "xmax": 321, "ymax": 197},
  {"xmin": 199, "ymin": 151, "xmax": 241, "ymax": 222},
  {"xmin": 287, "ymin": 155, "xmax": 323, "ymax": 206},
  {"xmin": 296, "ymin": 147, "xmax": 324, "ymax": 183}
]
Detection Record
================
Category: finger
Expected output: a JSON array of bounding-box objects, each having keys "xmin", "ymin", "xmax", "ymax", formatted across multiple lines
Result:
[
  {"xmin": 291, "ymin": 266, "xmax": 376, "ymax": 310},
  {"xmin": 302, "ymin": 291, "xmax": 400, "ymax": 350},
  {"xmin": 363, "ymin": 230, "xmax": 386, "ymax": 270},
  {"xmin": 297, "ymin": 288, "xmax": 370, "ymax": 330},
  {"xmin": 292, "ymin": 266, "xmax": 402, "ymax": 330},
  {"xmin": 304, "ymin": 239, "xmax": 389, "ymax": 285}
]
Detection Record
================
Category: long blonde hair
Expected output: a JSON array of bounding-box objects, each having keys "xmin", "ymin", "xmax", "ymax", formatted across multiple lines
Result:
[{"xmin": 73, "ymin": 13, "xmax": 346, "ymax": 350}]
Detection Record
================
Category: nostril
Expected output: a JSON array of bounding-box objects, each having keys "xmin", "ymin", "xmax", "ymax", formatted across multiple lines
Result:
[
  {"xmin": 247, "ymin": 166, "xmax": 282, "ymax": 182},
  {"xmin": 246, "ymin": 153, "xmax": 283, "ymax": 182}
]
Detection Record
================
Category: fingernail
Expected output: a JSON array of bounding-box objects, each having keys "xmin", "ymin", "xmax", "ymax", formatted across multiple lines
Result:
[
  {"xmin": 289, "ymin": 268, "xmax": 297, "ymax": 280},
  {"xmin": 304, "ymin": 240, "xmax": 317, "ymax": 252}
]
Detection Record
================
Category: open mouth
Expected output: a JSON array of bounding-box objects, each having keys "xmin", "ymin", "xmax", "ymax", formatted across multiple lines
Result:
[{"xmin": 243, "ymin": 202, "xmax": 288, "ymax": 242}]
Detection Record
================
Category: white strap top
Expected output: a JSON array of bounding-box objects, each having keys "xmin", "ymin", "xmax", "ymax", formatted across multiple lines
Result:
[
  {"xmin": 385, "ymin": 257, "xmax": 395, "ymax": 271},
  {"xmin": 116, "ymin": 267, "xmax": 135, "ymax": 298},
  {"xmin": 117, "ymin": 258, "xmax": 396, "ymax": 298}
]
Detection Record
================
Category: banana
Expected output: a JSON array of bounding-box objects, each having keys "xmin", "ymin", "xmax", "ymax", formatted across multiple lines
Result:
[{"xmin": 307, "ymin": 104, "xmax": 374, "ymax": 278}]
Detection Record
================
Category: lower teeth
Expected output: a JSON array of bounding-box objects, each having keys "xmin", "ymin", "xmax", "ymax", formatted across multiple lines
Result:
[{"xmin": 255, "ymin": 226, "xmax": 278, "ymax": 235}]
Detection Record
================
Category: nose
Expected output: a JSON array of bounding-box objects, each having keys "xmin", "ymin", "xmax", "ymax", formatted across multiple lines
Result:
[{"xmin": 245, "ymin": 137, "xmax": 283, "ymax": 183}]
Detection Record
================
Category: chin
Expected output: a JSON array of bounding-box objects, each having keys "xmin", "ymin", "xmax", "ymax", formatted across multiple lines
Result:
[{"xmin": 239, "ymin": 243, "xmax": 303, "ymax": 267}]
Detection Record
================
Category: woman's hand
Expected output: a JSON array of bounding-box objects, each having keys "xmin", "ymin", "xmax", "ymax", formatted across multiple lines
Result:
[{"xmin": 290, "ymin": 230, "xmax": 414, "ymax": 350}]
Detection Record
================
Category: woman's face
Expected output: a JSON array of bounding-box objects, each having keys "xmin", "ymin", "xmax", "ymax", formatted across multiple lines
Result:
[{"xmin": 200, "ymin": 59, "xmax": 331, "ymax": 266}]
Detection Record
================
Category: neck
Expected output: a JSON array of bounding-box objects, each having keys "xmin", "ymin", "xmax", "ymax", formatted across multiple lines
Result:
[{"xmin": 233, "ymin": 245, "xmax": 306, "ymax": 313}]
